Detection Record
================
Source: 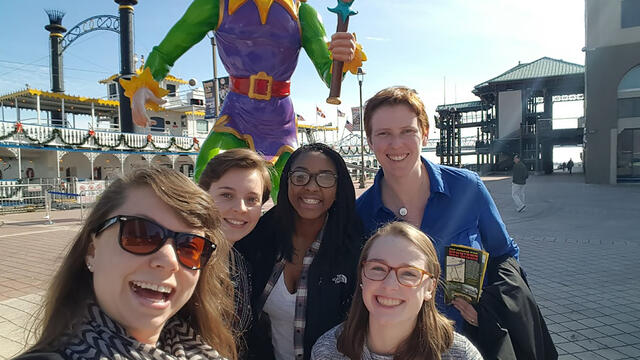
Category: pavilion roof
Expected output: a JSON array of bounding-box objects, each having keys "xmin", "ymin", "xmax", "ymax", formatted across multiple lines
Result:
[{"xmin": 475, "ymin": 57, "xmax": 584, "ymax": 89}]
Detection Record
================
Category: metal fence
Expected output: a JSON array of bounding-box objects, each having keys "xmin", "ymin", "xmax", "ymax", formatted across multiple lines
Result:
[
  {"xmin": 0, "ymin": 183, "xmax": 53, "ymax": 214},
  {"xmin": 0, "ymin": 178, "xmax": 107, "ymax": 217}
]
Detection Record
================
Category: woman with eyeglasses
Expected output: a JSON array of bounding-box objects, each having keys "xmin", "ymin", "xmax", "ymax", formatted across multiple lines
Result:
[
  {"xmin": 18, "ymin": 167, "xmax": 236, "ymax": 360},
  {"xmin": 311, "ymin": 222, "xmax": 482, "ymax": 360},
  {"xmin": 235, "ymin": 143, "xmax": 364, "ymax": 360},
  {"xmin": 198, "ymin": 149, "xmax": 272, "ymax": 354}
]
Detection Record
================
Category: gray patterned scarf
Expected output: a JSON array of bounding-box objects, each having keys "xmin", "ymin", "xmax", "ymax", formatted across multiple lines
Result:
[{"xmin": 63, "ymin": 303, "xmax": 226, "ymax": 360}]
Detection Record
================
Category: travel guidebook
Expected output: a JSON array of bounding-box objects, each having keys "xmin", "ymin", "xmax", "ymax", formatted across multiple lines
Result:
[{"xmin": 444, "ymin": 244, "xmax": 489, "ymax": 304}]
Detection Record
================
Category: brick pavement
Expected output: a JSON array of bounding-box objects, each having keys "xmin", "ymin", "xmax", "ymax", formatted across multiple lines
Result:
[
  {"xmin": 484, "ymin": 173, "xmax": 640, "ymax": 360},
  {"xmin": 0, "ymin": 209, "xmax": 82, "ymax": 358},
  {"xmin": 1, "ymin": 174, "xmax": 639, "ymax": 359}
]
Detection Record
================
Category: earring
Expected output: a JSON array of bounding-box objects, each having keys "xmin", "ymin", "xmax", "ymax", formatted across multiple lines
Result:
[
  {"xmin": 86, "ymin": 263, "xmax": 93, "ymax": 272},
  {"xmin": 359, "ymin": 283, "xmax": 363, "ymax": 288}
]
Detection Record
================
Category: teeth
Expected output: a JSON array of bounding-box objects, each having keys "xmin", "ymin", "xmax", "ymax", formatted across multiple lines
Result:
[
  {"xmin": 388, "ymin": 154, "xmax": 408, "ymax": 161},
  {"xmin": 302, "ymin": 198, "xmax": 320, "ymax": 204},
  {"xmin": 376, "ymin": 296, "xmax": 402, "ymax": 306},
  {"xmin": 132, "ymin": 281, "xmax": 172, "ymax": 294},
  {"xmin": 226, "ymin": 219, "xmax": 246, "ymax": 225}
]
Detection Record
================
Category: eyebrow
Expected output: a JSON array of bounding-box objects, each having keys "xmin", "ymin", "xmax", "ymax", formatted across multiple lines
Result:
[
  {"xmin": 366, "ymin": 258, "xmax": 422, "ymax": 268},
  {"xmin": 292, "ymin": 167, "xmax": 336, "ymax": 173}
]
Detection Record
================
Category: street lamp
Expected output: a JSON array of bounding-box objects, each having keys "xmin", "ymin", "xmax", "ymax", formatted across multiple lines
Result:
[
  {"xmin": 357, "ymin": 67, "xmax": 366, "ymax": 188},
  {"xmin": 207, "ymin": 31, "xmax": 220, "ymax": 117}
]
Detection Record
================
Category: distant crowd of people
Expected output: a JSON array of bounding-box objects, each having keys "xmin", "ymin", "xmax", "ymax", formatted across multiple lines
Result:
[{"xmin": 17, "ymin": 87, "xmax": 556, "ymax": 360}]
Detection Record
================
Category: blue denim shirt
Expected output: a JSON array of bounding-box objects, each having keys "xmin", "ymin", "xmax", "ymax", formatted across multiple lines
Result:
[{"xmin": 356, "ymin": 157, "xmax": 520, "ymax": 329}]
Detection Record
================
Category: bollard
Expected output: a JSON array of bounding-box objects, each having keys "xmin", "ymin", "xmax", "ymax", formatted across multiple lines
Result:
[{"xmin": 44, "ymin": 191, "xmax": 53, "ymax": 225}]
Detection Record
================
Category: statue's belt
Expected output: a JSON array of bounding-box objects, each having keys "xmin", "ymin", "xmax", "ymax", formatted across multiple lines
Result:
[{"xmin": 230, "ymin": 72, "xmax": 291, "ymax": 101}]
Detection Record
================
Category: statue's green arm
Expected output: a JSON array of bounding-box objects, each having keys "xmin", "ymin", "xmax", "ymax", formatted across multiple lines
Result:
[
  {"xmin": 300, "ymin": 2, "xmax": 333, "ymax": 87},
  {"xmin": 145, "ymin": 0, "xmax": 220, "ymax": 81}
]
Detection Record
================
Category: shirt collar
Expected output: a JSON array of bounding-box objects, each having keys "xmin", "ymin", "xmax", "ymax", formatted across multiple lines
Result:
[
  {"xmin": 371, "ymin": 156, "xmax": 451, "ymax": 214},
  {"xmin": 422, "ymin": 156, "xmax": 450, "ymax": 197}
]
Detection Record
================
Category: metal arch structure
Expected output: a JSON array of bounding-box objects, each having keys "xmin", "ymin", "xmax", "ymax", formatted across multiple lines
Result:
[{"xmin": 61, "ymin": 15, "xmax": 119, "ymax": 53}]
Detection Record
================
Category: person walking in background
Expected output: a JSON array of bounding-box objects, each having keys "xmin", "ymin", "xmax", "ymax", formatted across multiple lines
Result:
[
  {"xmin": 567, "ymin": 158, "xmax": 574, "ymax": 175},
  {"xmin": 512, "ymin": 154, "xmax": 528, "ymax": 212}
]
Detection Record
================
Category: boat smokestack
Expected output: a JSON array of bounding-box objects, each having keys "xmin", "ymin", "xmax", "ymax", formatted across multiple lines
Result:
[
  {"xmin": 44, "ymin": 9, "xmax": 66, "ymax": 94},
  {"xmin": 115, "ymin": 0, "xmax": 138, "ymax": 133}
]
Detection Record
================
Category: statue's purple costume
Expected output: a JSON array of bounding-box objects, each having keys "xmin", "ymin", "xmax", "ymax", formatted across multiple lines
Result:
[{"xmin": 213, "ymin": 0, "xmax": 302, "ymax": 161}]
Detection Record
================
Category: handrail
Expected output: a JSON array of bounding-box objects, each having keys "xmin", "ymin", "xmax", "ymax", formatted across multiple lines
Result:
[{"xmin": 0, "ymin": 122, "xmax": 202, "ymax": 153}]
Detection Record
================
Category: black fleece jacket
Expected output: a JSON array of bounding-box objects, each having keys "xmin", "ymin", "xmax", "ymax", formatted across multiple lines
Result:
[{"xmin": 235, "ymin": 208, "xmax": 364, "ymax": 360}]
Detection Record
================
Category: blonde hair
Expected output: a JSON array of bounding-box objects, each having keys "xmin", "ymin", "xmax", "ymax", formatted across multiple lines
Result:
[
  {"xmin": 337, "ymin": 222, "xmax": 453, "ymax": 360},
  {"xmin": 363, "ymin": 86, "xmax": 429, "ymax": 138},
  {"xmin": 198, "ymin": 148, "xmax": 272, "ymax": 204},
  {"xmin": 26, "ymin": 167, "xmax": 237, "ymax": 359}
]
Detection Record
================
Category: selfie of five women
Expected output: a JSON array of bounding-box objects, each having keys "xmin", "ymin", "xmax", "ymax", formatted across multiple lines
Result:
[{"xmin": 17, "ymin": 88, "xmax": 556, "ymax": 360}]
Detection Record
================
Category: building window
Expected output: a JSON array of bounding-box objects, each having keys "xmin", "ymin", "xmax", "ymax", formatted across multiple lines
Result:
[
  {"xmin": 618, "ymin": 65, "xmax": 640, "ymax": 93},
  {"xmin": 108, "ymin": 83, "xmax": 117, "ymax": 96},
  {"xmin": 618, "ymin": 98, "xmax": 640, "ymax": 118},
  {"xmin": 622, "ymin": 0, "xmax": 640, "ymax": 28},
  {"xmin": 196, "ymin": 120, "xmax": 208, "ymax": 133},
  {"xmin": 167, "ymin": 84, "xmax": 177, "ymax": 97},
  {"xmin": 150, "ymin": 117, "xmax": 165, "ymax": 131}
]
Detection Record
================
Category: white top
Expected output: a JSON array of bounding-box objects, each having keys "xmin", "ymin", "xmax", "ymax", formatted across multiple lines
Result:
[{"xmin": 263, "ymin": 272, "xmax": 297, "ymax": 360}]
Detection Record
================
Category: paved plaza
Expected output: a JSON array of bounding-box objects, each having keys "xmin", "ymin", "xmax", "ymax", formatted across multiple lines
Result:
[{"xmin": 0, "ymin": 173, "xmax": 639, "ymax": 359}]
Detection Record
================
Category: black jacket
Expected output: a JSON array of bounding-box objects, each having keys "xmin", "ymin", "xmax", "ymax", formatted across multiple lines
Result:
[
  {"xmin": 512, "ymin": 162, "xmax": 529, "ymax": 185},
  {"xmin": 465, "ymin": 255, "xmax": 557, "ymax": 360},
  {"xmin": 235, "ymin": 208, "xmax": 364, "ymax": 360}
]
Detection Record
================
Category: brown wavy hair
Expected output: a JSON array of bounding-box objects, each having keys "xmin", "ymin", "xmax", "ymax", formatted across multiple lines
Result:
[
  {"xmin": 25, "ymin": 167, "xmax": 237, "ymax": 359},
  {"xmin": 337, "ymin": 222, "xmax": 453, "ymax": 360},
  {"xmin": 198, "ymin": 148, "xmax": 272, "ymax": 204},
  {"xmin": 363, "ymin": 86, "xmax": 429, "ymax": 139}
]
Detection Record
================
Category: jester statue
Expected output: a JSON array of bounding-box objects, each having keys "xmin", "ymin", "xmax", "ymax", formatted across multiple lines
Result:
[{"xmin": 120, "ymin": 0, "xmax": 366, "ymax": 196}]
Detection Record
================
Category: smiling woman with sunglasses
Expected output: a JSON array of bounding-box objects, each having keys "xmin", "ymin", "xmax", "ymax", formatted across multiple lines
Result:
[
  {"xmin": 235, "ymin": 143, "xmax": 364, "ymax": 360},
  {"xmin": 19, "ymin": 167, "xmax": 236, "ymax": 360},
  {"xmin": 311, "ymin": 222, "xmax": 482, "ymax": 360}
]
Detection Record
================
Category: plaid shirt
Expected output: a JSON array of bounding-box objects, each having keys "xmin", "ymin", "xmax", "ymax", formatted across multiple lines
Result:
[{"xmin": 258, "ymin": 235, "xmax": 323, "ymax": 360}]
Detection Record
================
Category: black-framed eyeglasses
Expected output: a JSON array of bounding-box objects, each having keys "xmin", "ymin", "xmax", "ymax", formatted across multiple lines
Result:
[
  {"xmin": 94, "ymin": 215, "xmax": 216, "ymax": 270},
  {"xmin": 288, "ymin": 170, "xmax": 337, "ymax": 188},
  {"xmin": 362, "ymin": 260, "xmax": 433, "ymax": 287}
]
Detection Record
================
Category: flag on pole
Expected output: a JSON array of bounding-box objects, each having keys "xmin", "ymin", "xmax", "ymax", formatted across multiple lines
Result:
[
  {"xmin": 296, "ymin": 113, "xmax": 306, "ymax": 122},
  {"xmin": 316, "ymin": 106, "xmax": 326, "ymax": 118},
  {"xmin": 337, "ymin": 109, "xmax": 346, "ymax": 117},
  {"xmin": 345, "ymin": 120, "xmax": 354, "ymax": 132}
]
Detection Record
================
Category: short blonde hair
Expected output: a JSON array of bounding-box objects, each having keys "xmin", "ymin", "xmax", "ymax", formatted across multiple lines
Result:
[
  {"xmin": 363, "ymin": 86, "xmax": 429, "ymax": 138},
  {"xmin": 198, "ymin": 148, "xmax": 272, "ymax": 204}
]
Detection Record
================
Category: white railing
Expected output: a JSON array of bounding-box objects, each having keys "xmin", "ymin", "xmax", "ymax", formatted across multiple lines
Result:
[{"xmin": 0, "ymin": 121, "xmax": 201, "ymax": 153}]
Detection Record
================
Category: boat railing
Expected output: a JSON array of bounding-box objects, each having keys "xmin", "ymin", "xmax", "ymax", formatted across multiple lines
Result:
[{"xmin": 0, "ymin": 120, "xmax": 201, "ymax": 153}]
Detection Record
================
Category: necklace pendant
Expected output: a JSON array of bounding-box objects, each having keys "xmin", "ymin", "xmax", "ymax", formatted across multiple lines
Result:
[{"xmin": 399, "ymin": 207, "xmax": 408, "ymax": 217}]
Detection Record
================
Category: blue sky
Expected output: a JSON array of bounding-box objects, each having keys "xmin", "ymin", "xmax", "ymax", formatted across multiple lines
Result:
[{"xmin": 0, "ymin": 0, "xmax": 585, "ymax": 136}]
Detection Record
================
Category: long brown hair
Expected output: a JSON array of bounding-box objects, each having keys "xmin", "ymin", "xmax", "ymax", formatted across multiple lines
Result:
[
  {"xmin": 337, "ymin": 222, "xmax": 453, "ymax": 360},
  {"xmin": 26, "ymin": 167, "xmax": 237, "ymax": 359}
]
